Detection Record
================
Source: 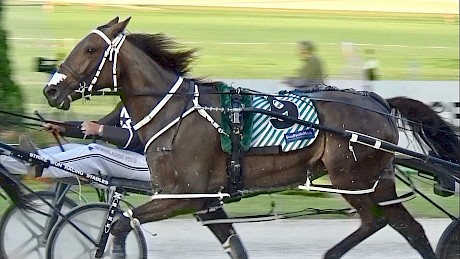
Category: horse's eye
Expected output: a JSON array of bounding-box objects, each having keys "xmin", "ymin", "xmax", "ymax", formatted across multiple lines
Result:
[{"xmin": 87, "ymin": 48, "xmax": 94, "ymax": 53}]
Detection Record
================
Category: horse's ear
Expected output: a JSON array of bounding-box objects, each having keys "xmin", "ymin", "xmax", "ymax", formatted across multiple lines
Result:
[
  {"xmin": 105, "ymin": 17, "xmax": 120, "ymax": 27},
  {"xmin": 107, "ymin": 17, "xmax": 131, "ymax": 38}
]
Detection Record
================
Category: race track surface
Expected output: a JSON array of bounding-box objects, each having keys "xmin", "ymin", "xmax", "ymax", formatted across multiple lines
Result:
[{"xmin": 143, "ymin": 218, "xmax": 452, "ymax": 259}]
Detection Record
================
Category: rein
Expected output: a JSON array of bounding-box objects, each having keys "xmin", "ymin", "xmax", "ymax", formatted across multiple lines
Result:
[
  {"xmin": 0, "ymin": 109, "xmax": 63, "ymax": 125},
  {"xmin": 0, "ymin": 109, "xmax": 82, "ymax": 133},
  {"xmin": 0, "ymin": 109, "xmax": 73, "ymax": 151},
  {"xmin": 219, "ymin": 106, "xmax": 460, "ymax": 172}
]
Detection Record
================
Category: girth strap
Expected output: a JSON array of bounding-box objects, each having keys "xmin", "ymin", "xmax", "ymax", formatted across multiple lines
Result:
[{"xmin": 227, "ymin": 89, "xmax": 244, "ymax": 198}]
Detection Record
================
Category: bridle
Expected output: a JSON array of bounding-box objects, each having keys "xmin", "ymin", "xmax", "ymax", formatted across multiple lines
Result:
[
  {"xmin": 59, "ymin": 28, "xmax": 227, "ymax": 152},
  {"xmin": 57, "ymin": 29, "xmax": 127, "ymax": 101}
]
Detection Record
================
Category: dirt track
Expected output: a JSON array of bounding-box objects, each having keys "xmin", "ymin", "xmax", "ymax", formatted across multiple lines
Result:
[{"xmin": 29, "ymin": 0, "xmax": 460, "ymax": 14}]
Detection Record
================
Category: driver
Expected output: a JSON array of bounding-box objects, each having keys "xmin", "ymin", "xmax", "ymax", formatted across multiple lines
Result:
[{"xmin": 0, "ymin": 101, "xmax": 151, "ymax": 182}]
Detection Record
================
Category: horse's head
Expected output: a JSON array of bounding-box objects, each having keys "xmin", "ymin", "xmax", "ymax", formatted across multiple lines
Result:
[{"xmin": 43, "ymin": 17, "xmax": 131, "ymax": 110}]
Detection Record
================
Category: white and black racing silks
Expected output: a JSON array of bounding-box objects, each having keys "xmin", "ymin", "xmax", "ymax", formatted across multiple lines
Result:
[{"xmin": 61, "ymin": 101, "xmax": 144, "ymax": 154}]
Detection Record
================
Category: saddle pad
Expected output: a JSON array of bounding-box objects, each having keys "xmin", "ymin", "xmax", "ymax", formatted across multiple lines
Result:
[{"xmin": 250, "ymin": 93, "xmax": 319, "ymax": 152}]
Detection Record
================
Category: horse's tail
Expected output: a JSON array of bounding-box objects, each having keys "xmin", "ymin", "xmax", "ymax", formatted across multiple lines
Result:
[
  {"xmin": 0, "ymin": 164, "xmax": 32, "ymax": 210},
  {"xmin": 387, "ymin": 96, "xmax": 459, "ymax": 196},
  {"xmin": 387, "ymin": 97, "xmax": 459, "ymax": 162}
]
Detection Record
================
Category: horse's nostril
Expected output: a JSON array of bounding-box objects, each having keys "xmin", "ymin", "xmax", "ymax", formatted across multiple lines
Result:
[{"xmin": 45, "ymin": 88, "xmax": 57, "ymax": 99}]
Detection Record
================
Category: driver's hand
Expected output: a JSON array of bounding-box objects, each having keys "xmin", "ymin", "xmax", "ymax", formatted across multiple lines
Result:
[
  {"xmin": 42, "ymin": 122, "xmax": 65, "ymax": 134},
  {"xmin": 80, "ymin": 121, "xmax": 103, "ymax": 137}
]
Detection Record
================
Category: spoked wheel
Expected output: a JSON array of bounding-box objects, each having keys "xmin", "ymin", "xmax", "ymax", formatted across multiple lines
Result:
[
  {"xmin": 46, "ymin": 203, "xmax": 147, "ymax": 259},
  {"xmin": 436, "ymin": 219, "xmax": 460, "ymax": 259},
  {"xmin": 0, "ymin": 191, "xmax": 77, "ymax": 259}
]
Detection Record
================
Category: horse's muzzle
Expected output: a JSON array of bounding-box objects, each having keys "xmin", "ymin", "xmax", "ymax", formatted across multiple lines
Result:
[{"xmin": 43, "ymin": 85, "xmax": 70, "ymax": 110}]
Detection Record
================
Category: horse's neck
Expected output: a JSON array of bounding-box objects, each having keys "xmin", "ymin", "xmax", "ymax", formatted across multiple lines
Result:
[
  {"xmin": 121, "ymin": 47, "xmax": 175, "ymax": 92},
  {"xmin": 118, "ymin": 51, "xmax": 188, "ymax": 148}
]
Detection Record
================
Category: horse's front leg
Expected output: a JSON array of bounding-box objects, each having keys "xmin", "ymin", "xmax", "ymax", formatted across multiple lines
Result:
[
  {"xmin": 195, "ymin": 205, "xmax": 248, "ymax": 259},
  {"xmin": 111, "ymin": 199, "xmax": 205, "ymax": 259}
]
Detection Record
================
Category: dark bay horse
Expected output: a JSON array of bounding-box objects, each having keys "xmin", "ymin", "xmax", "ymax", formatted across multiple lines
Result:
[{"xmin": 40, "ymin": 17, "xmax": 459, "ymax": 258}]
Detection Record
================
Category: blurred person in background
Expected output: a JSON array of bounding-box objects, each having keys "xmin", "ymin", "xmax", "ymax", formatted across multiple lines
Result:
[
  {"xmin": 283, "ymin": 40, "xmax": 324, "ymax": 89},
  {"xmin": 339, "ymin": 41, "xmax": 364, "ymax": 81},
  {"xmin": 363, "ymin": 48, "xmax": 380, "ymax": 91},
  {"xmin": 407, "ymin": 57, "xmax": 420, "ymax": 80}
]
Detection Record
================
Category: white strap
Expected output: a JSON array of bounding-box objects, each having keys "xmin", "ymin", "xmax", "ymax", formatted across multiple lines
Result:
[
  {"xmin": 150, "ymin": 192, "xmax": 230, "ymax": 200},
  {"xmin": 350, "ymin": 133, "xmax": 358, "ymax": 142},
  {"xmin": 378, "ymin": 191, "xmax": 416, "ymax": 206},
  {"xmin": 346, "ymin": 130, "xmax": 394, "ymax": 154},
  {"xmin": 87, "ymin": 30, "xmax": 126, "ymax": 93},
  {"xmin": 192, "ymin": 84, "xmax": 226, "ymax": 135},
  {"xmin": 111, "ymin": 34, "xmax": 126, "ymax": 89},
  {"xmin": 88, "ymin": 47, "xmax": 111, "ymax": 93},
  {"xmin": 141, "ymin": 82, "xmax": 226, "ymax": 153},
  {"xmin": 123, "ymin": 128, "xmax": 134, "ymax": 149},
  {"xmin": 298, "ymin": 178, "xmax": 380, "ymax": 194},
  {"xmin": 143, "ymin": 107, "xmax": 195, "ymax": 153},
  {"xmin": 133, "ymin": 77, "xmax": 184, "ymax": 130},
  {"xmin": 91, "ymin": 29, "xmax": 111, "ymax": 44}
]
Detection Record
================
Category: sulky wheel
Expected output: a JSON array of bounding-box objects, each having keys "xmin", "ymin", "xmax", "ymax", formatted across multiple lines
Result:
[
  {"xmin": 45, "ymin": 202, "xmax": 147, "ymax": 259},
  {"xmin": 435, "ymin": 218, "xmax": 460, "ymax": 259},
  {"xmin": 0, "ymin": 191, "xmax": 77, "ymax": 259}
]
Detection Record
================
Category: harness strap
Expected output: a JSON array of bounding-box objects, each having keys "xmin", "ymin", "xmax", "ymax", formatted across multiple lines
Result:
[
  {"xmin": 143, "ymin": 107, "xmax": 195, "ymax": 153},
  {"xmin": 299, "ymin": 178, "xmax": 380, "ymax": 194},
  {"xmin": 142, "ymin": 81, "xmax": 225, "ymax": 153},
  {"xmin": 193, "ymin": 84, "xmax": 226, "ymax": 133},
  {"xmin": 133, "ymin": 77, "xmax": 184, "ymax": 130},
  {"xmin": 228, "ymin": 90, "xmax": 244, "ymax": 197}
]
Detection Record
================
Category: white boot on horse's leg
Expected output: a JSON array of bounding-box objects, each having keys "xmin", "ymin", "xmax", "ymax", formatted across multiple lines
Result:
[{"xmin": 223, "ymin": 234, "xmax": 248, "ymax": 259}]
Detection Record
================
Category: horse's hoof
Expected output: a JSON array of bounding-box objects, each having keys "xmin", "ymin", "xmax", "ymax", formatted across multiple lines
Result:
[{"xmin": 112, "ymin": 244, "xmax": 126, "ymax": 259}]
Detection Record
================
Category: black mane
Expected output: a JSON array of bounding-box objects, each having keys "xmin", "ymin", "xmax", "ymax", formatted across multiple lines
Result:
[{"xmin": 126, "ymin": 33, "xmax": 197, "ymax": 76}]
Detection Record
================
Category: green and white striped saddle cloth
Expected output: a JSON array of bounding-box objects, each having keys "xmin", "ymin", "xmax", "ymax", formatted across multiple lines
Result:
[{"xmin": 250, "ymin": 93, "xmax": 319, "ymax": 152}]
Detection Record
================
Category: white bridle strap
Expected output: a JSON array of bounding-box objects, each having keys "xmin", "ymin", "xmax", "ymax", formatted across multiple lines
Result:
[
  {"xmin": 91, "ymin": 29, "xmax": 112, "ymax": 45},
  {"xmin": 133, "ymin": 77, "xmax": 184, "ymax": 130},
  {"xmin": 84, "ymin": 29, "xmax": 126, "ymax": 94},
  {"xmin": 111, "ymin": 34, "xmax": 126, "ymax": 88}
]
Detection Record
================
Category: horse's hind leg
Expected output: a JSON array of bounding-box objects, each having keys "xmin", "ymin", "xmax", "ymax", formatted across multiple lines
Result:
[
  {"xmin": 382, "ymin": 203, "xmax": 435, "ymax": 259},
  {"xmin": 373, "ymin": 176, "xmax": 435, "ymax": 258},
  {"xmin": 195, "ymin": 206, "xmax": 248, "ymax": 259},
  {"xmin": 324, "ymin": 193, "xmax": 388, "ymax": 259}
]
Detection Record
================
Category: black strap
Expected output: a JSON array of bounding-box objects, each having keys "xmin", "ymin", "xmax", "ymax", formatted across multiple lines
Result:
[{"xmin": 227, "ymin": 89, "xmax": 244, "ymax": 198}]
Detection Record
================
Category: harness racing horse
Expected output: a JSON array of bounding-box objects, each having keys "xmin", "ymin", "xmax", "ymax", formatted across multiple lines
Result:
[{"xmin": 40, "ymin": 17, "xmax": 458, "ymax": 259}]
